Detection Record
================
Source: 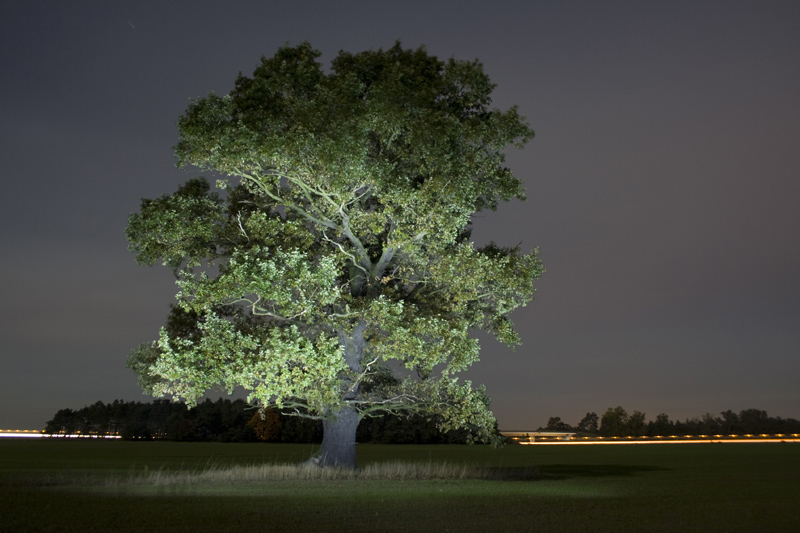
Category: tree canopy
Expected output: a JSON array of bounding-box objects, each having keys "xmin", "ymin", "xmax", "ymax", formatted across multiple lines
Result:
[{"xmin": 126, "ymin": 42, "xmax": 542, "ymax": 467}]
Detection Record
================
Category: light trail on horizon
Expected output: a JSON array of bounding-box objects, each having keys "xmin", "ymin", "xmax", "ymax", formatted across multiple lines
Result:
[
  {"xmin": 0, "ymin": 430, "xmax": 120, "ymax": 439},
  {"xmin": 520, "ymin": 439, "xmax": 800, "ymax": 445}
]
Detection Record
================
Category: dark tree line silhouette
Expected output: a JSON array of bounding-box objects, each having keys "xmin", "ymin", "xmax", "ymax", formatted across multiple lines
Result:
[
  {"xmin": 46, "ymin": 399, "xmax": 261, "ymax": 441},
  {"xmin": 47, "ymin": 401, "xmax": 796, "ymax": 442},
  {"xmin": 44, "ymin": 399, "xmax": 480, "ymax": 443},
  {"xmin": 543, "ymin": 407, "xmax": 800, "ymax": 437}
]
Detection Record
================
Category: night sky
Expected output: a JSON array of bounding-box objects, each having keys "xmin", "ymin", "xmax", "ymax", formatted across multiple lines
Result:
[{"xmin": 2, "ymin": 1, "xmax": 798, "ymax": 431}]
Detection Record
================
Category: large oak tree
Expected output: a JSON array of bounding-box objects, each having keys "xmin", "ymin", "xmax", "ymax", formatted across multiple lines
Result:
[{"xmin": 126, "ymin": 42, "xmax": 542, "ymax": 468}]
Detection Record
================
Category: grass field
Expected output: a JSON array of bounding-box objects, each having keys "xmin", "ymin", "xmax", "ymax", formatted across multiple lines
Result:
[{"xmin": 1, "ymin": 439, "xmax": 798, "ymax": 532}]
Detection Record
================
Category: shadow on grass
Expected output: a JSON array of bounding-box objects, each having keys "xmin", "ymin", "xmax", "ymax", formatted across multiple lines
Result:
[
  {"xmin": 478, "ymin": 463, "xmax": 668, "ymax": 481},
  {"xmin": 533, "ymin": 463, "xmax": 669, "ymax": 480}
]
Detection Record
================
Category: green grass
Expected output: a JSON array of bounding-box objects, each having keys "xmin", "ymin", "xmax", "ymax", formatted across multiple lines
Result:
[{"xmin": 1, "ymin": 440, "xmax": 799, "ymax": 532}]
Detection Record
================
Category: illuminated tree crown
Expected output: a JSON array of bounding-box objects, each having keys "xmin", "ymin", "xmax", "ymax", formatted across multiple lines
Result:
[{"xmin": 126, "ymin": 42, "xmax": 542, "ymax": 467}]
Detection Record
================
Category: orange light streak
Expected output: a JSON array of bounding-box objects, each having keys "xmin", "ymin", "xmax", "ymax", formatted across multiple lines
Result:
[
  {"xmin": 519, "ymin": 439, "xmax": 800, "ymax": 445},
  {"xmin": 0, "ymin": 430, "xmax": 121, "ymax": 439}
]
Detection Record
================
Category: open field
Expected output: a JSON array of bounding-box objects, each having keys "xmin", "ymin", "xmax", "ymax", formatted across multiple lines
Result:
[{"xmin": 2, "ymin": 439, "xmax": 798, "ymax": 532}]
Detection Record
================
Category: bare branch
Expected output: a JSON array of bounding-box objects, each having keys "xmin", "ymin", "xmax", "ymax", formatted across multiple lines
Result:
[{"xmin": 322, "ymin": 232, "xmax": 369, "ymax": 276}]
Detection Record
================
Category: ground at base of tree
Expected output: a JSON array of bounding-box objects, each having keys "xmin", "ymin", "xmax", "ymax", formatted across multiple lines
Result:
[{"xmin": 2, "ymin": 440, "xmax": 798, "ymax": 531}]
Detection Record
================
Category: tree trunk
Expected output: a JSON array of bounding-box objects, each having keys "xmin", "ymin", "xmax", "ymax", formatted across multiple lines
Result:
[
  {"xmin": 314, "ymin": 405, "xmax": 360, "ymax": 469},
  {"xmin": 303, "ymin": 323, "xmax": 365, "ymax": 469}
]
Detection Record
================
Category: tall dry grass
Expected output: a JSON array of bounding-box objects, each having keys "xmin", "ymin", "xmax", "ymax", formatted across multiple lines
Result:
[{"xmin": 122, "ymin": 461, "xmax": 541, "ymax": 486}]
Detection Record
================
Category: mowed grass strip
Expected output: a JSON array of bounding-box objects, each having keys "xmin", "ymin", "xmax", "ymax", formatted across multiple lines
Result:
[{"xmin": 1, "ymin": 439, "xmax": 798, "ymax": 532}]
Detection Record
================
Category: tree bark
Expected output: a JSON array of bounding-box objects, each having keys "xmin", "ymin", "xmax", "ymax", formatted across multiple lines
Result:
[
  {"xmin": 304, "ymin": 323, "xmax": 366, "ymax": 469},
  {"xmin": 314, "ymin": 404, "xmax": 360, "ymax": 469}
]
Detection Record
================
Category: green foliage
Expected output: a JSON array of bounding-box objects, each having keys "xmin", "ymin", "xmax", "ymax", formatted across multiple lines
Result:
[
  {"xmin": 545, "ymin": 416, "xmax": 571, "ymax": 431},
  {"xmin": 44, "ymin": 399, "xmax": 260, "ymax": 442},
  {"xmin": 627, "ymin": 410, "xmax": 647, "ymax": 437},
  {"xmin": 600, "ymin": 406, "xmax": 631, "ymax": 437},
  {"xmin": 650, "ymin": 413, "xmax": 673, "ymax": 436},
  {"xmin": 44, "ymin": 399, "xmax": 494, "ymax": 444},
  {"xmin": 126, "ymin": 42, "xmax": 542, "ymax": 445},
  {"xmin": 576, "ymin": 407, "xmax": 800, "ymax": 437},
  {"xmin": 599, "ymin": 407, "xmax": 647, "ymax": 438},
  {"xmin": 247, "ymin": 408, "xmax": 283, "ymax": 442},
  {"xmin": 576, "ymin": 412, "xmax": 599, "ymax": 434}
]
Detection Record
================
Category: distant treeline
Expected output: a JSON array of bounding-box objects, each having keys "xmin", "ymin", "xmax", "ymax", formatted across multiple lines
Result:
[
  {"xmin": 44, "ymin": 399, "xmax": 476, "ymax": 444},
  {"xmin": 542, "ymin": 407, "xmax": 800, "ymax": 437}
]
